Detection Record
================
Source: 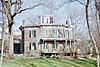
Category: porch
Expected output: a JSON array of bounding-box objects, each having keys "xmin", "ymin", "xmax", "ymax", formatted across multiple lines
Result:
[{"xmin": 38, "ymin": 38, "xmax": 76, "ymax": 56}]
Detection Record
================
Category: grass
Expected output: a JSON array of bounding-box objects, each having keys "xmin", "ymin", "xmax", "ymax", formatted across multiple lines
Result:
[{"xmin": 2, "ymin": 57, "xmax": 96, "ymax": 67}]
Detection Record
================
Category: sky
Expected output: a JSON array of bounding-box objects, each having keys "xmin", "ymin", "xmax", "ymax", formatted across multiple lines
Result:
[{"xmin": 0, "ymin": 0, "xmax": 85, "ymax": 32}]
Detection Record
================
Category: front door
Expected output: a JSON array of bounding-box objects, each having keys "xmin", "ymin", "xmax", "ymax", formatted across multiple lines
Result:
[{"xmin": 14, "ymin": 43, "xmax": 21, "ymax": 54}]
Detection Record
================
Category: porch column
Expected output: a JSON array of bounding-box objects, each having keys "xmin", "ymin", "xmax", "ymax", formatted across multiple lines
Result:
[
  {"xmin": 73, "ymin": 40, "xmax": 75, "ymax": 52},
  {"xmin": 65, "ymin": 40, "xmax": 67, "ymax": 52},
  {"xmin": 42, "ymin": 40, "xmax": 44, "ymax": 51},
  {"xmin": 48, "ymin": 43, "xmax": 52, "ymax": 52},
  {"xmin": 54, "ymin": 40, "xmax": 56, "ymax": 49},
  {"xmin": 70, "ymin": 40, "xmax": 73, "ymax": 57},
  {"xmin": 70, "ymin": 40, "xmax": 71, "ymax": 50}
]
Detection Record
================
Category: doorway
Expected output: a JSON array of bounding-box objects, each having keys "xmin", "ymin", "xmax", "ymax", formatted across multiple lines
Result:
[{"xmin": 14, "ymin": 43, "xmax": 21, "ymax": 54}]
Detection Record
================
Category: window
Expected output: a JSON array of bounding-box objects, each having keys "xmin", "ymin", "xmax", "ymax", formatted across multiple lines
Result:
[
  {"xmin": 33, "ymin": 30, "xmax": 36, "ymax": 37},
  {"xmin": 56, "ymin": 30, "xmax": 58, "ymax": 37},
  {"xmin": 29, "ymin": 30, "xmax": 36, "ymax": 38},
  {"xmin": 42, "ymin": 17, "xmax": 44, "ymax": 23},
  {"xmin": 43, "ymin": 44, "xmax": 45, "ymax": 49},
  {"xmin": 29, "ymin": 43, "xmax": 36, "ymax": 50},
  {"xmin": 29, "ymin": 43, "xmax": 31, "ymax": 50},
  {"xmin": 46, "ymin": 18, "xmax": 48, "ymax": 23},
  {"xmin": 52, "ymin": 44, "xmax": 55, "ymax": 49},
  {"xmin": 67, "ymin": 41, "xmax": 70, "ymax": 45},
  {"xmin": 32, "ymin": 43, "xmax": 36, "ymax": 50},
  {"xmin": 56, "ymin": 43, "xmax": 58, "ymax": 49},
  {"xmin": 46, "ymin": 44, "xmax": 48, "ymax": 49},
  {"xmin": 44, "ymin": 30, "xmax": 47, "ymax": 37},
  {"xmin": 43, "ymin": 43, "xmax": 48, "ymax": 49},
  {"xmin": 29, "ymin": 31, "xmax": 31, "ymax": 38},
  {"xmin": 50, "ymin": 17, "xmax": 53, "ymax": 24}
]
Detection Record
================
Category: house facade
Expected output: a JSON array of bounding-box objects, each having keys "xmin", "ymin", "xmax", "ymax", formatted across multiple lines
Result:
[{"xmin": 20, "ymin": 16, "xmax": 77, "ymax": 56}]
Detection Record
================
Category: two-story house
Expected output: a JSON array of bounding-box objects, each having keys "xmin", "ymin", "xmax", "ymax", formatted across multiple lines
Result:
[{"xmin": 19, "ymin": 15, "xmax": 77, "ymax": 57}]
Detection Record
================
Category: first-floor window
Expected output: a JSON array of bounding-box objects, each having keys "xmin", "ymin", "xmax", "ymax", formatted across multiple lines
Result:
[
  {"xmin": 52, "ymin": 44, "xmax": 55, "ymax": 49},
  {"xmin": 56, "ymin": 43, "xmax": 58, "ymax": 49},
  {"xmin": 29, "ymin": 43, "xmax": 36, "ymax": 50}
]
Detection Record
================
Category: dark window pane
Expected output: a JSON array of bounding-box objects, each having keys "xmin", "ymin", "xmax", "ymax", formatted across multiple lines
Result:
[
  {"xmin": 32, "ymin": 43, "xmax": 36, "ymax": 50},
  {"xmin": 29, "ymin": 31, "xmax": 31, "ymax": 38},
  {"xmin": 52, "ymin": 44, "xmax": 55, "ymax": 49},
  {"xmin": 29, "ymin": 43, "xmax": 31, "ymax": 50},
  {"xmin": 56, "ymin": 44, "xmax": 58, "ymax": 48},
  {"xmin": 34, "ymin": 30, "xmax": 36, "ymax": 37}
]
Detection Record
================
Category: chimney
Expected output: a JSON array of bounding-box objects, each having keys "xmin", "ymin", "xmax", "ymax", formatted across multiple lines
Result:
[{"xmin": 22, "ymin": 20, "xmax": 25, "ymax": 26}]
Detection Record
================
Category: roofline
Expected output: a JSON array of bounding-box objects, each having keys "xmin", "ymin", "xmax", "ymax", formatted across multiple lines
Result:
[{"xmin": 19, "ymin": 24, "xmax": 70, "ymax": 30}]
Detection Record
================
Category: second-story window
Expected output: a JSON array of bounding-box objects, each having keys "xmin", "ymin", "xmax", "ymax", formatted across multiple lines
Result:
[
  {"xmin": 42, "ymin": 17, "xmax": 44, "ymax": 23},
  {"xmin": 29, "ymin": 31, "xmax": 31, "ymax": 38},
  {"xmin": 46, "ymin": 18, "xmax": 48, "ymax": 23},
  {"xmin": 29, "ymin": 30, "xmax": 36, "ymax": 38},
  {"xmin": 32, "ymin": 30, "xmax": 36, "ymax": 37}
]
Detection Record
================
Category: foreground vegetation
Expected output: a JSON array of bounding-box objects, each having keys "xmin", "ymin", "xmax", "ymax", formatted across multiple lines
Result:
[{"xmin": 2, "ymin": 57, "xmax": 96, "ymax": 67}]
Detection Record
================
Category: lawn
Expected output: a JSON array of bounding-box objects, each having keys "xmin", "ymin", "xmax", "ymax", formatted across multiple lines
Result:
[{"xmin": 2, "ymin": 57, "xmax": 96, "ymax": 67}]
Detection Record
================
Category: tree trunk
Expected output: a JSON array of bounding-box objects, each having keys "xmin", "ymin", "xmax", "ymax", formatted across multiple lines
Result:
[
  {"xmin": 9, "ymin": 25, "xmax": 14, "ymax": 58},
  {"xmin": 97, "ymin": 54, "xmax": 100, "ymax": 67},
  {"xmin": 96, "ymin": 9, "xmax": 100, "ymax": 67},
  {"xmin": 0, "ymin": 1, "xmax": 6, "ymax": 66},
  {"xmin": 94, "ymin": 0, "xmax": 100, "ymax": 67}
]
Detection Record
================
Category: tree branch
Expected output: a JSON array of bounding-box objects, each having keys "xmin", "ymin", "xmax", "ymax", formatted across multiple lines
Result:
[
  {"xmin": 0, "ymin": 7, "xmax": 5, "ymax": 14},
  {"xmin": 12, "ymin": 4, "xmax": 41, "ymax": 17},
  {"xmin": 11, "ymin": 2, "xmax": 17, "ymax": 5},
  {"xmin": 75, "ymin": 0, "xmax": 85, "ymax": 5},
  {"xmin": 68, "ymin": 0, "xmax": 85, "ymax": 6}
]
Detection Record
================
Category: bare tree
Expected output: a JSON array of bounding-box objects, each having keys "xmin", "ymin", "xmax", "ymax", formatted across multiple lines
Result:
[
  {"xmin": 0, "ymin": 0, "xmax": 43, "ymax": 58},
  {"xmin": 0, "ymin": 0, "xmax": 7, "ymax": 67},
  {"xmin": 68, "ymin": 0, "xmax": 99, "ymax": 67},
  {"xmin": 85, "ymin": 1, "xmax": 99, "ymax": 67},
  {"xmin": 94, "ymin": 0, "xmax": 100, "ymax": 36}
]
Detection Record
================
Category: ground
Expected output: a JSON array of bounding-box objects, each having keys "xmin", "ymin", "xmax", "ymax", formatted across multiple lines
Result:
[{"xmin": 2, "ymin": 57, "xmax": 96, "ymax": 67}]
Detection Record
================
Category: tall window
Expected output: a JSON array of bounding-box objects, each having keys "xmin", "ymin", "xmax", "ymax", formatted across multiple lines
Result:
[
  {"xmin": 44, "ymin": 43, "xmax": 48, "ymax": 49},
  {"xmin": 56, "ymin": 43, "xmax": 58, "ymax": 49},
  {"xmin": 32, "ymin": 43, "xmax": 36, "ymax": 50},
  {"xmin": 33, "ymin": 30, "xmax": 36, "ymax": 37},
  {"xmin": 42, "ymin": 17, "xmax": 44, "ymax": 23},
  {"xmin": 67, "ymin": 41, "xmax": 70, "ymax": 45},
  {"xmin": 29, "ymin": 43, "xmax": 36, "ymax": 50},
  {"xmin": 46, "ymin": 18, "xmax": 48, "ymax": 23},
  {"xmin": 52, "ymin": 44, "xmax": 55, "ymax": 49},
  {"xmin": 29, "ymin": 30, "xmax": 36, "ymax": 38},
  {"xmin": 29, "ymin": 43, "xmax": 31, "ymax": 50},
  {"xmin": 29, "ymin": 31, "xmax": 31, "ymax": 38},
  {"xmin": 50, "ymin": 17, "xmax": 53, "ymax": 24},
  {"xmin": 44, "ymin": 30, "xmax": 47, "ymax": 37}
]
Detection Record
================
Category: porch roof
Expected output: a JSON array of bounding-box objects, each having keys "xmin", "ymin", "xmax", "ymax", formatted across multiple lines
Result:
[{"xmin": 41, "ymin": 38, "xmax": 74, "ymax": 41}]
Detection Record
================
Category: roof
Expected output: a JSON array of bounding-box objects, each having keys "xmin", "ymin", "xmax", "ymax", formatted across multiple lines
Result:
[{"xmin": 19, "ymin": 24, "xmax": 70, "ymax": 30}]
